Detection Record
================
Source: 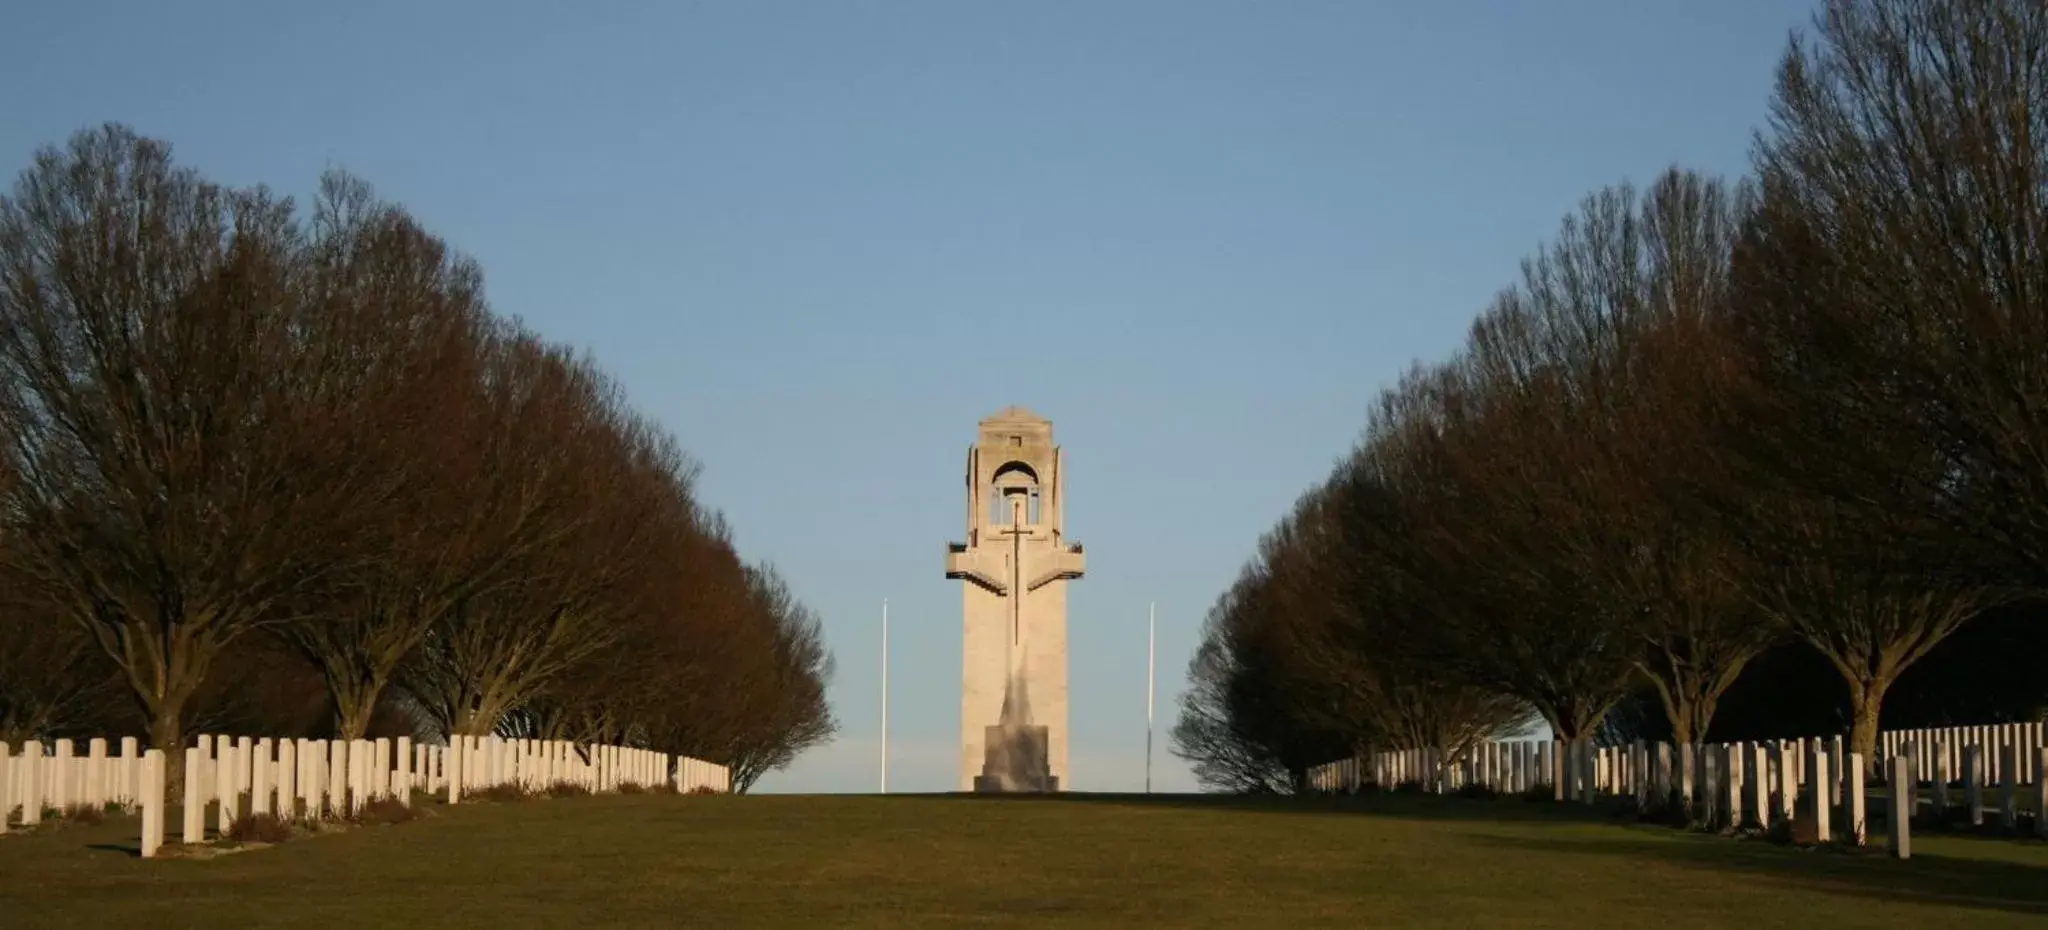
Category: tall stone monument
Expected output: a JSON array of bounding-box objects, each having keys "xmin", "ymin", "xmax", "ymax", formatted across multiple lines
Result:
[{"xmin": 945, "ymin": 406, "xmax": 1086, "ymax": 792}]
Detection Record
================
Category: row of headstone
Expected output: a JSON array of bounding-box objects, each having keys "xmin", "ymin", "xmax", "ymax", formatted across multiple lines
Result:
[
  {"xmin": 676, "ymin": 755, "xmax": 730, "ymax": 793},
  {"xmin": 1882, "ymin": 722, "xmax": 2047, "ymax": 786},
  {"xmin": 438, "ymin": 735, "xmax": 699, "ymax": 800},
  {"xmin": 1309, "ymin": 736, "xmax": 2048, "ymax": 855},
  {"xmin": 1313, "ymin": 722, "xmax": 2048, "ymax": 796},
  {"xmin": 178, "ymin": 733, "xmax": 426, "ymax": 848},
  {"xmin": 4, "ymin": 733, "xmax": 733, "ymax": 859},
  {"xmin": 0, "ymin": 737, "xmax": 151, "ymax": 831}
]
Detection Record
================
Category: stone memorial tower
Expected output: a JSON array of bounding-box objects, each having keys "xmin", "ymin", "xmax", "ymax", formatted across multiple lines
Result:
[{"xmin": 945, "ymin": 406, "xmax": 1086, "ymax": 792}]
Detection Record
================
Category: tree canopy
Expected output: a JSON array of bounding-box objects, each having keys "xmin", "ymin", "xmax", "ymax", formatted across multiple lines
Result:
[
  {"xmin": 0, "ymin": 124, "xmax": 836, "ymax": 791},
  {"xmin": 1175, "ymin": 0, "xmax": 2048, "ymax": 790}
]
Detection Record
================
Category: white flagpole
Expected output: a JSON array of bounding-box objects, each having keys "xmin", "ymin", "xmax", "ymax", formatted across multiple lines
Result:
[
  {"xmin": 881, "ymin": 598, "xmax": 889, "ymax": 795},
  {"xmin": 1146, "ymin": 601, "xmax": 1156, "ymax": 794}
]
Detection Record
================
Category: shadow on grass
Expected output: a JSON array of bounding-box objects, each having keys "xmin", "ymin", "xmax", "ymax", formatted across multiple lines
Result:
[
  {"xmin": 1464, "ymin": 831, "xmax": 2048, "ymax": 918},
  {"xmin": 1009, "ymin": 790, "xmax": 1611, "ymax": 824},
  {"xmin": 997, "ymin": 790, "xmax": 2048, "ymax": 841},
  {"xmin": 941, "ymin": 791, "xmax": 2048, "ymax": 917}
]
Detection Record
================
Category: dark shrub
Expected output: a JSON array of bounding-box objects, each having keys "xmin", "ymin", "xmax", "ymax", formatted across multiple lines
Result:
[
  {"xmin": 227, "ymin": 813, "xmax": 293, "ymax": 844},
  {"xmin": 352, "ymin": 797, "xmax": 417, "ymax": 825},
  {"xmin": 475, "ymin": 783, "xmax": 532, "ymax": 803},
  {"xmin": 1455, "ymin": 782, "xmax": 1499, "ymax": 800},
  {"xmin": 546, "ymin": 780, "xmax": 592, "ymax": 798}
]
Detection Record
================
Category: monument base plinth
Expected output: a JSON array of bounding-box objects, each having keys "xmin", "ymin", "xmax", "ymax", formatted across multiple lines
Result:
[
  {"xmin": 973, "ymin": 773, "xmax": 1059, "ymax": 792},
  {"xmin": 974, "ymin": 723, "xmax": 1058, "ymax": 793}
]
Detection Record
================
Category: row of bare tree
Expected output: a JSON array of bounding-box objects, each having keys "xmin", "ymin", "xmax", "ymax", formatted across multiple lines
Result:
[
  {"xmin": 1173, "ymin": 0, "xmax": 2048, "ymax": 793},
  {"xmin": 0, "ymin": 124, "xmax": 833, "ymax": 791}
]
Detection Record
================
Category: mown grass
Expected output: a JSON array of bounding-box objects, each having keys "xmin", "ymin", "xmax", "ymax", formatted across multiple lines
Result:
[{"xmin": 3, "ymin": 792, "xmax": 2048, "ymax": 928}]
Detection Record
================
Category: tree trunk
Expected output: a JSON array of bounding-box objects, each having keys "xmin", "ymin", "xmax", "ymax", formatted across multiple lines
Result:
[
  {"xmin": 150, "ymin": 707, "xmax": 184, "ymax": 797},
  {"xmin": 1667, "ymin": 699, "xmax": 1697, "ymax": 749},
  {"xmin": 331, "ymin": 676, "xmax": 384, "ymax": 741},
  {"xmin": 335, "ymin": 701, "xmax": 370, "ymax": 742},
  {"xmin": 1644, "ymin": 654, "xmax": 1744, "ymax": 751},
  {"xmin": 1536, "ymin": 705, "xmax": 1573, "ymax": 742},
  {"xmin": 1682, "ymin": 696, "xmax": 1716, "ymax": 751},
  {"xmin": 454, "ymin": 689, "xmax": 515, "ymax": 737},
  {"xmin": 1847, "ymin": 675, "xmax": 1888, "ymax": 772}
]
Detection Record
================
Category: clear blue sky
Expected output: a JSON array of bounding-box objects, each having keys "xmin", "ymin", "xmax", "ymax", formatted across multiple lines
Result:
[{"xmin": 2, "ymin": 0, "xmax": 1813, "ymax": 792}]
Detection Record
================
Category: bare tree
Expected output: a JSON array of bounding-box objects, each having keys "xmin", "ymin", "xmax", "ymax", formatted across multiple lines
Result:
[
  {"xmin": 1275, "ymin": 464, "xmax": 1531, "ymax": 766},
  {"xmin": 0, "ymin": 124, "xmax": 842, "ymax": 792},
  {"xmin": 715, "ymin": 563, "xmax": 836, "ymax": 792},
  {"xmin": 1506, "ymin": 170, "xmax": 1772, "ymax": 746},
  {"xmin": 1735, "ymin": 491, "xmax": 1998, "ymax": 761},
  {"xmin": 1375, "ymin": 360, "xmax": 1638, "ymax": 744},
  {"xmin": 1170, "ymin": 566, "xmax": 1338, "ymax": 794},
  {"xmin": 400, "ymin": 343, "xmax": 689, "ymax": 737},
  {"xmin": 0, "ymin": 125, "xmax": 406, "ymax": 756},
  {"xmin": 1716, "ymin": 0, "xmax": 2044, "ymax": 759},
  {"xmin": 1171, "ymin": 639, "xmax": 1296, "ymax": 794},
  {"xmin": 267, "ymin": 172, "xmax": 495, "ymax": 740},
  {"xmin": 1742, "ymin": 0, "xmax": 2048, "ymax": 589},
  {"xmin": 0, "ymin": 560, "xmax": 127, "ymax": 744}
]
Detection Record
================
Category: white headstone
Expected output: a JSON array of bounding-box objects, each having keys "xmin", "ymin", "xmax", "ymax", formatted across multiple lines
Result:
[
  {"xmin": 216, "ymin": 736, "xmax": 237, "ymax": 833},
  {"xmin": 1964, "ymin": 744, "xmax": 1983, "ymax": 826},
  {"xmin": 85, "ymin": 738, "xmax": 107, "ymax": 809},
  {"xmin": 251, "ymin": 738, "xmax": 271, "ymax": 817},
  {"xmin": 1847, "ymin": 751, "xmax": 1866, "ymax": 846},
  {"xmin": 1999, "ymin": 744, "xmax": 2017, "ymax": 829},
  {"xmin": 397, "ymin": 737, "xmax": 413, "ymax": 807},
  {"xmin": 1888, "ymin": 754, "xmax": 1912, "ymax": 859},
  {"xmin": 0, "ymin": 742, "xmax": 12, "ymax": 835},
  {"xmin": 235, "ymin": 735, "xmax": 253, "ymax": 805},
  {"xmin": 352, "ymin": 740, "xmax": 371, "ymax": 812},
  {"xmin": 1724, "ymin": 743, "xmax": 1742, "ymax": 829},
  {"xmin": 1810, "ymin": 747, "xmax": 1832, "ymax": 843},
  {"xmin": 1751, "ymin": 744, "xmax": 1770, "ymax": 829},
  {"xmin": 277, "ymin": 738, "xmax": 297, "ymax": 820},
  {"xmin": 53, "ymin": 738, "xmax": 73, "ymax": 813},
  {"xmin": 329, "ymin": 740, "xmax": 348, "ymax": 817},
  {"xmin": 446, "ymin": 738, "xmax": 464, "ymax": 804},
  {"xmin": 305, "ymin": 739, "xmax": 324, "ymax": 817},
  {"xmin": 140, "ymin": 749, "xmax": 165, "ymax": 858},
  {"xmin": 182, "ymin": 746, "xmax": 205, "ymax": 843},
  {"xmin": 120, "ymin": 736, "xmax": 140, "ymax": 808},
  {"xmin": 1773, "ymin": 744, "xmax": 1795, "ymax": 821}
]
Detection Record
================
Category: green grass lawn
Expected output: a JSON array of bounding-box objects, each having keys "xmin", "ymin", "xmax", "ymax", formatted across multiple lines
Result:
[{"xmin": 4, "ymin": 792, "xmax": 2048, "ymax": 928}]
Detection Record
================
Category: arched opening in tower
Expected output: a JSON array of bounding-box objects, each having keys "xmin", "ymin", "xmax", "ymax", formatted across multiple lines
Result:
[{"xmin": 989, "ymin": 461, "xmax": 1040, "ymax": 526}]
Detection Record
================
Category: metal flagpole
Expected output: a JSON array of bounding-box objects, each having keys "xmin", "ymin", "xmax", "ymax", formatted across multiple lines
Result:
[
  {"xmin": 881, "ymin": 598, "xmax": 889, "ymax": 795},
  {"xmin": 1146, "ymin": 601, "xmax": 1156, "ymax": 794}
]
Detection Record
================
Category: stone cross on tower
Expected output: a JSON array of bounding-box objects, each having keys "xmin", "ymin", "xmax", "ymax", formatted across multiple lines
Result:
[{"xmin": 945, "ymin": 406, "xmax": 1085, "ymax": 792}]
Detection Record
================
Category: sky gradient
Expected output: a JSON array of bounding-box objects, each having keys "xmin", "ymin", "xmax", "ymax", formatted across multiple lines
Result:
[{"xmin": 2, "ymin": 0, "xmax": 1817, "ymax": 792}]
